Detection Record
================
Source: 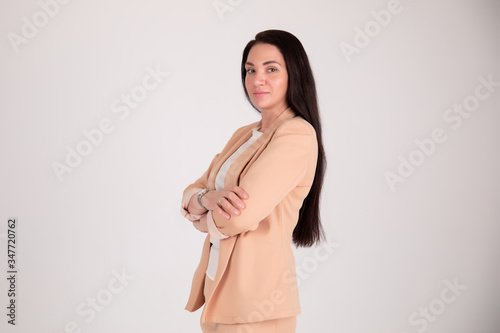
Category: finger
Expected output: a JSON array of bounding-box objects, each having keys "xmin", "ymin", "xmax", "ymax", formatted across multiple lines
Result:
[
  {"xmin": 220, "ymin": 196, "xmax": 241, "ymax": 216},
  {"xmin": 215, "ymin": 203, "xmax": 231, "ymax": 220},
  {"xmin": 233, "ymin": 186, "xmax": 249, "ymax": 199},
  {"xmin": 226, "ymin": 191, "xmax": 245, "ymax": 209}
]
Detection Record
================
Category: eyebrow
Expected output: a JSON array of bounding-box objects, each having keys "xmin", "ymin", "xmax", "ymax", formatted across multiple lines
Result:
[{"xmin": 245, "ymin": 60, "xmax": 282, "ymax": 66}]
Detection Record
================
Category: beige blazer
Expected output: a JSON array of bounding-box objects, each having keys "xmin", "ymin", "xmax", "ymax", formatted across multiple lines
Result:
[{"xmin": 182, "ymin": 108, "xmax": 318, "ymax": 324}]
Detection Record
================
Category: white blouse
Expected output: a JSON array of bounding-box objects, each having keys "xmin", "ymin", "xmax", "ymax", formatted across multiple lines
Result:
[{"xmin": 205, "ymin": 127, "xmax": 263, "ymax": 280}]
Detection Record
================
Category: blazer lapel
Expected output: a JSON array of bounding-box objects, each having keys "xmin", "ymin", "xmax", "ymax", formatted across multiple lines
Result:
[
  {"xmin": 224, "ymin": 108, "xmax": 296, "ymax": 188},
  {"xmin": 207, "ymin": 121, "xmax": 260, "ymax": 189}
]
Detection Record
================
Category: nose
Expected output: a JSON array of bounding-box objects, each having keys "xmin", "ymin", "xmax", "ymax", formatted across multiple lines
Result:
[{"xmin": 253, "ymin": 70, "xmax": 266, "ymax": 87}]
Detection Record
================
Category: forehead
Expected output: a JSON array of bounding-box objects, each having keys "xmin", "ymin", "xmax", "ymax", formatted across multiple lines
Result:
[{"xmin": 246, "ymin": 43, "xmax": 285, "ymax": 65}]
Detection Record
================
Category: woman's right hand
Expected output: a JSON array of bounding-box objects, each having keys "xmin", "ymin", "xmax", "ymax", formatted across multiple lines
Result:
[{"xmin": 202, "ymin": 186, "xmax": 248, "ymax": 220}]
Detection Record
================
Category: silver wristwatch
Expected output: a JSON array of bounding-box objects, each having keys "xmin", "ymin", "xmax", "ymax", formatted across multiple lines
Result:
[{"xmin": 197, "ymin": 189, "xmax": 210, "ymax": 210}]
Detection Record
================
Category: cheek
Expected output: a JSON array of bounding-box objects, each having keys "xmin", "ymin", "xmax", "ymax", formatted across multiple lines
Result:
[
  {"xmin": 277, "ymin": 77, "xmax": 288, "ymax": 95},
  {"xmin": 245, "ymin": 77, "xmax": 252, "ymax": 93}
]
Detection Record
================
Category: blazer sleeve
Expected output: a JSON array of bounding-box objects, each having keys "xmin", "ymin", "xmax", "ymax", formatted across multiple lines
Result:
[
  {"xmin": 180, "ymin": 153, "xmax": 220, "ymax": 222},
  {"xmin": 212, "ymin": 119, "xmax": 318, "ymax": 236}
]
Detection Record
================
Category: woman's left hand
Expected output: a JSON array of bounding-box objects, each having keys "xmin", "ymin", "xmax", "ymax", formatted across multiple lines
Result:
[{"xmin": 193, "ymin": 214, "xmax": 208, "ymax": 233}]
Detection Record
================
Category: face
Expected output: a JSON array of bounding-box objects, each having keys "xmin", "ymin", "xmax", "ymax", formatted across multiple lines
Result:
[{"xmin": 244, "ymin": 43, "xmax": 288, "ymax": 115}]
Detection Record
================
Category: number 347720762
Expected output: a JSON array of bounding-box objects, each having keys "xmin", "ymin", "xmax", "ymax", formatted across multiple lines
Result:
[{"xmin": 7, "ymin": 218, "xmax": 16, "ymax": 270}]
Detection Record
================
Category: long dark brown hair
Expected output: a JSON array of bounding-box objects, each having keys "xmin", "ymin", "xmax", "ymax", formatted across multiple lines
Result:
[{"xmin": 241, "ymin": 30, "xmax": 326, "ymax": 247}]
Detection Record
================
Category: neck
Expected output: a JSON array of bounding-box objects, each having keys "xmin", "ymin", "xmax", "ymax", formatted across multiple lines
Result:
[{"xmin": 259, "ymin": 106, "xmax": 289, "ymax": 132}]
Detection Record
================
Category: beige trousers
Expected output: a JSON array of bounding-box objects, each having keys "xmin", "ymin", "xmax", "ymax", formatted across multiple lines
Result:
[{"xmin": 201, "ymin": 274, "xmax": 297, "ymax": 333}]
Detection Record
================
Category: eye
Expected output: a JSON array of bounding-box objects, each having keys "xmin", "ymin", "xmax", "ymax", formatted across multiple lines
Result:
[
  {"xmin": 267, "ymin": 67, "xmax": 278, "ymax": 73},
  {"xmin": 246, "ymin": 68, "xmax": 255, "ymax": 74}
]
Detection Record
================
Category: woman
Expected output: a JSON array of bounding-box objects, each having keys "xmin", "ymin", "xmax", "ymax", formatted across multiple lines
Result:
[{"xmin": 180, "ymin": 29, "xmax": 326, "ymax": 332}]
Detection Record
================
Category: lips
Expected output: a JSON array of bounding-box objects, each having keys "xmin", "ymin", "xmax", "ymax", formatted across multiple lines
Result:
[{"xmin": 253, "ymin": 91, "xmax": 269, "ymax": 97}]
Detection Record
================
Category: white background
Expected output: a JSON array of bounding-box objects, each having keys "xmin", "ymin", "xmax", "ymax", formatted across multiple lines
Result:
[{"xmin": 1, "ymin": 0, "xmax": 499, "ymax": 332}]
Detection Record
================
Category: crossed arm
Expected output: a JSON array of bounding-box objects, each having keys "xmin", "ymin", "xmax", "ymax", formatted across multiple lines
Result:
[
  {"xmin": 184, "ymin": 186, "xmax": 249, "ymax": 235},
  {"xmin": 180, "ymin": 119, "xmax": 317, "ymax": 238}
]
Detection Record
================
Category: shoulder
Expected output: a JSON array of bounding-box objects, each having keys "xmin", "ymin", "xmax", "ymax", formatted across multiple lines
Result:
[{"xmin": 275, "ymin": 115, "xmax": 316, "ymax": 138}]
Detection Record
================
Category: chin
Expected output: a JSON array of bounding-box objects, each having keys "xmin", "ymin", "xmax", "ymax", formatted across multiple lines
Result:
[{"xmin": 251, "ymin": 101, "xmax": 270, "ymax": 110}]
